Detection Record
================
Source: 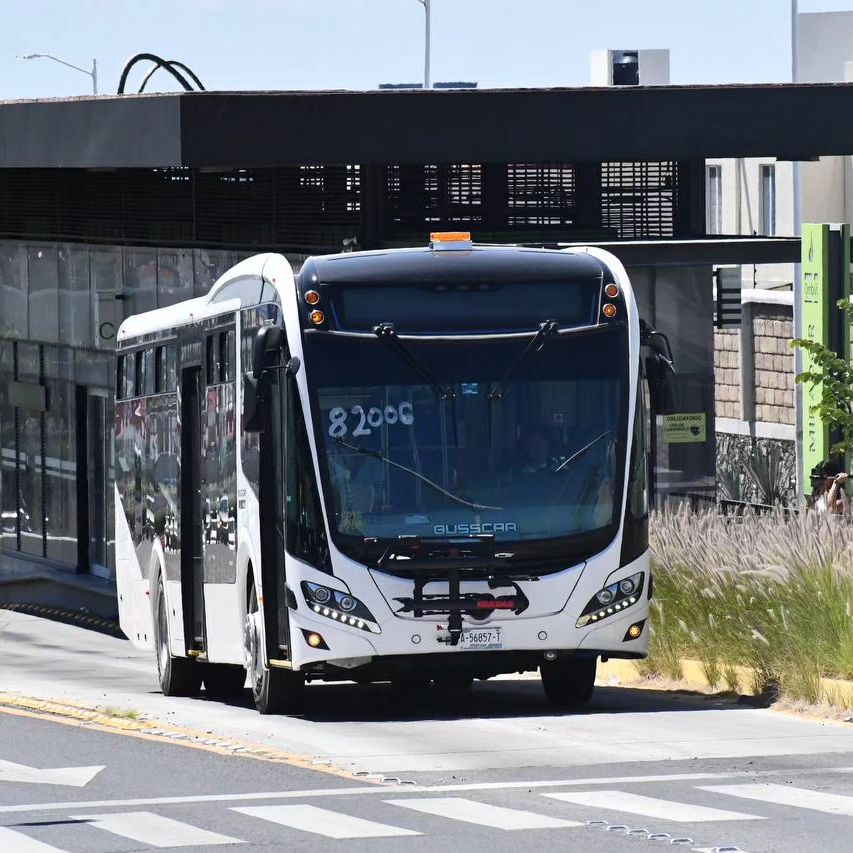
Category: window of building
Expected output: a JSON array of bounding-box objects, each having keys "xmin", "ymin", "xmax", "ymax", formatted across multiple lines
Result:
[
  {"xmin": 760, "ymin": 164, "xmax": 776, "ymax": 236},
  {"xmin": 706, "ymin": 165, "xmax": 722, "ymax": 235}
]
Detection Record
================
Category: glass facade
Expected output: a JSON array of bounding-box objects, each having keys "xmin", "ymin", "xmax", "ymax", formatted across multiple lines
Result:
[{"xmin": 0, "ymin": 240, "xmax": 247, "ymax": 576}]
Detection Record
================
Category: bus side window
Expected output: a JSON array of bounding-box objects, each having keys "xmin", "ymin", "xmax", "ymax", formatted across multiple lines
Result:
[
  {"xmin": 125, "ymin": 351, "xmax": 138, "ymax": 399},
  {"xmin": 285, "ymin": 372, "xmax": 330, "ymax": 572},
  {"xmin": 132, "ymin": 351, "xmax": 144, "ymax": 397},
  {"xmin": 141, "ymin": 349, "xmax": 155, "ymax": 397},
  {"xmin": 116, "ymin": 355, "xmax": 125, "ymax": 400},
  {"xmin": 206, "ymin": 334, "xmax": 218, "ymax": 385},
  {"xmin": 164, "ymin": 344, "xmax": 177, "ymax": 391},
  {"xmin": 218, "ymin": 330, "xmax": 235, "ymax": 383},
  {"xmin": 154, "ymin": 347, "xmax": 164, "ymax": 393}
]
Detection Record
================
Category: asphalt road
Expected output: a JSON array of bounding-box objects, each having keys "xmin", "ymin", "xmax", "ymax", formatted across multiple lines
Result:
[{"xmin": 3, "ymin": 610, "xmax": 853, "ymax": 852}]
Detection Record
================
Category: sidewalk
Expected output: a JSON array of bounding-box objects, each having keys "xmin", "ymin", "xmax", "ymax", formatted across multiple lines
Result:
[{"xmin": 0, "ymin": 552, "xmax": 117, "ymax": 621}]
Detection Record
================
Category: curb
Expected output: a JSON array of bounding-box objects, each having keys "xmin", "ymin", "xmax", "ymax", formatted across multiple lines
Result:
[
  {"xmin": 0, "ymin": 692, "xmax": 369, "ymax": 782},
  {"xmin": 597, "ymin": 658, "xmax": 853, "ymax": 708},
  {"xmin": 0, "ymin": 603, "xmax": 122, "ymax": 637}
]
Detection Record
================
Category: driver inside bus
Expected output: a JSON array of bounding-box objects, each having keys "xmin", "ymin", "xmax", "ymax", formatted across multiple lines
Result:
[{"xmin": 514, "ymin": 427, "xmax": 555, "ymax": 475}]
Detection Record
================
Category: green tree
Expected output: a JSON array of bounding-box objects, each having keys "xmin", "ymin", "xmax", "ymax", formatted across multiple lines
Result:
[{"xmin": 791, "ymin": 298, "xmax": 853, "ymax": 456}]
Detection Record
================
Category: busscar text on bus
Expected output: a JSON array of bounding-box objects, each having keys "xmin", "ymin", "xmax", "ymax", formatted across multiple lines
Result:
[{"xmin": 114, "ymin": 233, "xmax": 675, "ymax": 715}]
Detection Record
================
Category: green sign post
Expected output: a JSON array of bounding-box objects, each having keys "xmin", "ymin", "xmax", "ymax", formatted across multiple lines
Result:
[{"xmin": 798, "ymin": 223, "xmax": 851, "ymax": 495}]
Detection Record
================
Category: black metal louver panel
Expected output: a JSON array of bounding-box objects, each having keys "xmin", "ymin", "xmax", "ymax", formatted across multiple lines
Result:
[
  {"xmin": 506, "ymin": 163, "xmax": 576, "ymax": 227},
  {"xmin": 0, "ymin": 169, "xmax": 60, "ymax": 240},
  {"xmin": 600, "ymin": 161, "xmax": 678, "ymax": 238},
  {"xmin": 122, "ymin": 168, "xmax": 194, "ymax": 244},
  {"xmin": 194, "ymin": 169, "xmax": 275, "ymax": 246},
  {"xmin": 385, "ymin": 164, "xmax": 483, "ymax": 240},
  {"xmin": 59, "ymin": 169, "xmax": 124, "ymax": 240},
  {"xmin": 275, "ymin": 165, "xmax": 361, "ymax": 250}
]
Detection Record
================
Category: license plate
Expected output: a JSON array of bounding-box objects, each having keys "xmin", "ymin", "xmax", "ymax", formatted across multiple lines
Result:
[{"xmin": 460, "ymin": 628, "xmax": 502, "ymax": 650}]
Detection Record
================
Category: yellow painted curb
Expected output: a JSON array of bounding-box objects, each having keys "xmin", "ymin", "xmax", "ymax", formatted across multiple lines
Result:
[
  {"xmin": 0, "ymin": 692, "xmax": 371, "ymax": 782},
  {"xmin": 597, "ymin": 658, "xmax": 853, "ymax": 708}
]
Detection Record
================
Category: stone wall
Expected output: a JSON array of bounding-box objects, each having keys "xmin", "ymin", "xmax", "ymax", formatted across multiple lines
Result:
[
  {"xmin": 713, "ymin": 300, "xmax": 794, "ymax": 426},
  {"xmin": 713, "ymin": 328, "xmax": 740, "ymax": 419},
  {"xmin": 753, "ymin": 307, "xmax": 795, "ymax": 426}
]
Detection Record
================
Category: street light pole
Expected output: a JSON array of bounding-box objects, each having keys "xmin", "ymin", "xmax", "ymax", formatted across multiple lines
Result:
[
  {"xmin": 414, "ymin": 0, "xmax": 431, "ymax": 88},
  {"xmin": 16, "ymin": 53, "xmax": 98, "ymax": 94}
]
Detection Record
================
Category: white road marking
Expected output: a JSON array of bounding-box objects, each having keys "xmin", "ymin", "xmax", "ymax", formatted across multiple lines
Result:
[
  {"xmin": 0, "ymin": 771, "xmax": 736, "ymax": 815},
  {"xmin": 386, "ymin": 796, "xmax": 580, "ymax": 829},
  {"xmin": 69, "ymin": 811, "xmax": 243, "ymax": 847},
  {"xmin": 233, "ymin": 804, "xmax": 419, "ymax": 838},
  {"xmin": 0, "ymin": 759, "xmax": 104, "ymax": 787},
  {"xmin": 702, "ymin": 782, "xmax": 853, "ymax": 816},
  {"xmin": 0, "ymin": 827, "xmax": 68, "ymax": 852},
  {"xmin": 545, "ymin": 790, "xmax": 763, "ymax": 823},
  {"xmin": 4, "ymin": 765, "xmax": 853, "ymax": 816}
]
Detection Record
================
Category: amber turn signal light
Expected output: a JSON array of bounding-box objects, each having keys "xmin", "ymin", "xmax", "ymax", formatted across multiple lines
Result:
[
  {"xmin": 602, "ymin": 303, "xmax": 617, "ymax": 318},
  {"xmin": 305, "ymin": 290, "xmax": 320, "ymax": 305},
  {"xmin": 604, "ymin": 283, "xmax": 619, "ymax": 298},
  {"xmin": 309, "ymin": 310, "xmax": 325, "ymax": 325}
]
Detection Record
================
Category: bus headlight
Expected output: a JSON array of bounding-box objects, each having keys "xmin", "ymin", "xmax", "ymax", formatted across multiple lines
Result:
[
  {"xmin": 301, "ymin": 582, "xmax": 381, "ymax": 633},
  {"xmin": 576, "ymin": 572, "xmax": 644, "ymax": 628}
]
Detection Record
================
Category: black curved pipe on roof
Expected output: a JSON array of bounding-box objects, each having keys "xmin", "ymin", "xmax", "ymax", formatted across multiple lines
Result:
[
  {"xmin": 138, "ymin": 60, "xmax": 205, "ymax": 93},
  {"xmin": 117, "ymin": 52, "xmax": 200, "ymax": 94}
]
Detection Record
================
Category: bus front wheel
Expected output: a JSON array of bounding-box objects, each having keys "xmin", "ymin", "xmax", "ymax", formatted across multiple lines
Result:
[
  {"xmin": 246, "ymin": 582, "xmax": 304, "ymax": 715},
  {"xmin": 540, "ymin": 656, "xmax": 596, "ymax": 707},
  {"xmin": 154, "ymin": 576, "xmax": 202, "ymax": 697}
]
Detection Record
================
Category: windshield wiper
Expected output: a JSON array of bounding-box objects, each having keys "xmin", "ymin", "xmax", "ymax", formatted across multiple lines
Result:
[
  {"xmin": 488, "ymin": 319, "xmax": 558, "ymax": 400},
  {"xmin": 334, "ymin": 436, "xmax": 502, "ymax": 511},
  {"xmin": 373, "ymin": 323, "xmax": 452, "ymax": 400},
  {"xmin": 553, "ymin": 429, "xmax": 617, "ymax": 473}
]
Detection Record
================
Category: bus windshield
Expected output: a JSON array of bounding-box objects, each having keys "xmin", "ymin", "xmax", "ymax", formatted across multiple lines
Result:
[{"xmin": 305, "ymin": 325, "xmax": 628, "ymax": 567}]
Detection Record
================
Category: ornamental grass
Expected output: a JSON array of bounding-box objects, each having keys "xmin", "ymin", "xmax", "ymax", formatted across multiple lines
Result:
[{"xmin": 644, "ymin": 507, "xmax": 853, "ymax": 705}]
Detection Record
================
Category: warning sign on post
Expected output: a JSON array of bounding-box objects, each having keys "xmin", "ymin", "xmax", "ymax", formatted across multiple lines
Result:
[{"xmin": 662, "ymin": 413, "xmax": 706, "ymax": 444}]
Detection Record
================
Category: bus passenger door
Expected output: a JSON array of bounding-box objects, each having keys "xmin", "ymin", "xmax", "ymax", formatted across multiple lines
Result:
[
  {"xmin": 259, "ymin": 360, "xmax": 292, "ymax": 661},
  {"xmin": 180, "ymin": 364, "xmax": 206, "ymax": 653}
]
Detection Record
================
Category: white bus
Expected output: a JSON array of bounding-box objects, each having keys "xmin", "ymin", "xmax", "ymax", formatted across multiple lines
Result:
[{"xmin": 115, "ymin": 233, "xmax": 674, "ymax": 714}]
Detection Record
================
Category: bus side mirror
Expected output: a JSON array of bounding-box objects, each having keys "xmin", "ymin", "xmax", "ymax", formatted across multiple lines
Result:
[
  {"xmin": 252, "ymin": 326, "xmax": 283, "ymax": 379},
  {"xmin": 645, "ymin": 353, "xmax": 676, "ymax": 415},
  {"xmin": 242, "ymin": 375, "xmax": 264, "ymax": 433}
]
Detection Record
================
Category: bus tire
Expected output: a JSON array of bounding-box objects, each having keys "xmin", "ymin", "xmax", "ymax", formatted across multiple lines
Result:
[
  {"xmin": 203, "ymin": 663, "xmax": 247, "ymax": 698},
  {"xmin": 154, "ymin": 576, "xmax": 202, "ymax": 697},
  {"xmin": 540, "ymin": 656, "xmax": 596, "ymax": 707},
  {"xmin": 246, "ymin": 582, "xmax": 304, "ymax": 715}
]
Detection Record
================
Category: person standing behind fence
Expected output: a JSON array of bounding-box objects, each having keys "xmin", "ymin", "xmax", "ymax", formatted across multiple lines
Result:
[{"xmin": 812, "ymin": 459, "xmax": 849, "ymax": 515}]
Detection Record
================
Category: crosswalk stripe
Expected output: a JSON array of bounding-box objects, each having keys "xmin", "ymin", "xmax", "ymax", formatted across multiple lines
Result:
[
  {"xmin": 233, "ymin": 805, "xmax": 420, "ymax": 839},
  {"xmin": 386, "ymin": 797, "xmax": 581, "ymax": 830},
  {"xmin": 701, "ymin": 782, "xmax": 853, "ymax": 816},
  {"xmin": 545, "ymin": 790, "xmax": 763, "ymax": 823},
  {"xmin": 69, "ymin": 812, "xmax": 243, "ymax": 847},
  {"xmin": 0, "ymin": 827, "xmax": 68, "ymax": 852}
]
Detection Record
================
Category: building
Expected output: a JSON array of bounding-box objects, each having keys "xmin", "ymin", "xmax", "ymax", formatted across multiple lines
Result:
[
  {"xmin": 4, "ymin": 83, "xmax": 846, "ymax": 614},
  {"xmin": 705, "ymin": 11, "xmax": 853, "ymax": 505}
]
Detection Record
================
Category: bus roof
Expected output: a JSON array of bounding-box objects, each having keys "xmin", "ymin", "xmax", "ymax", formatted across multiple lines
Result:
[{"xmin": 299, "ymin": 245, "xmax": 607, "ymax": 287}]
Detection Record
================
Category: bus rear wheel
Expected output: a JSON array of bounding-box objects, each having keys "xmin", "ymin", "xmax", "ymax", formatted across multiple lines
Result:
[
  {"xmin": 540, "ymin": 656, "xmax": 596, "ymax": 707},
  {"xmin": 154, "ymin": 576, "xmax": 202, "ymax": 697},
  {"xmin": 203, "ymin": 664, "xmax": 247, "ymax": 698},
  {"xmin": 246, "ymin": 582, "xmax": 304, "ymax": 715}
]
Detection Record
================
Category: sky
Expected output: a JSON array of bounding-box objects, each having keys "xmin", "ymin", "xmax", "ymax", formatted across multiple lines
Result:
[{"xmin": 3, "ymin": 0, "xmax": 853, "ymax": 99}]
